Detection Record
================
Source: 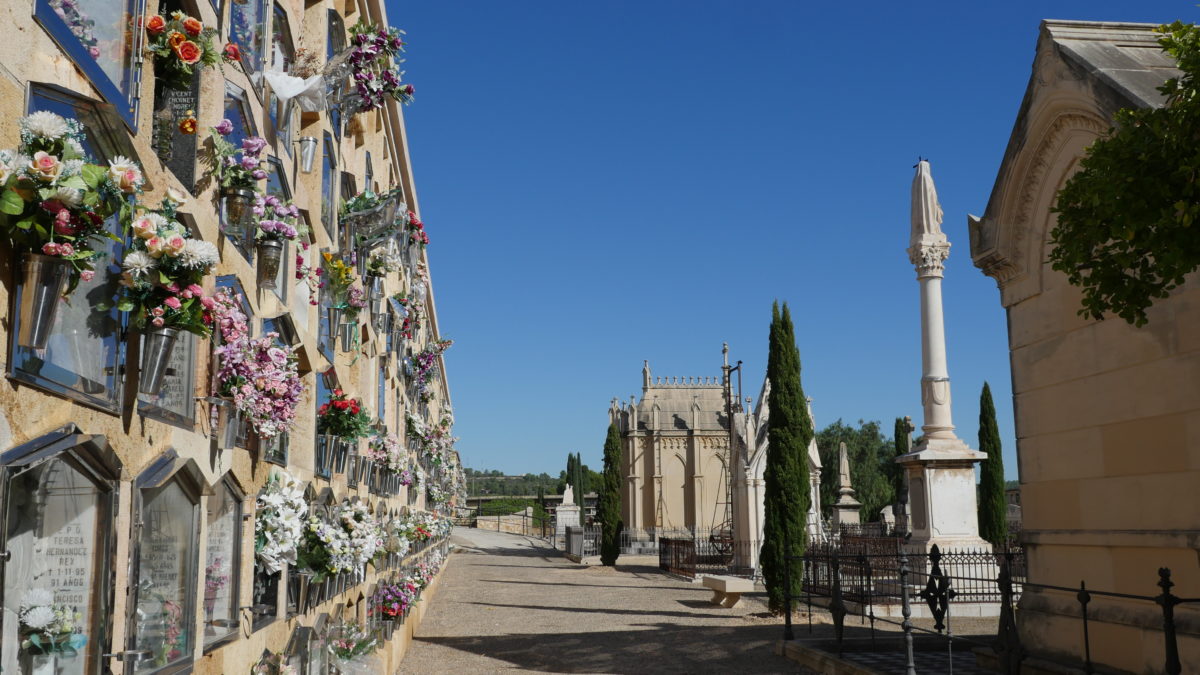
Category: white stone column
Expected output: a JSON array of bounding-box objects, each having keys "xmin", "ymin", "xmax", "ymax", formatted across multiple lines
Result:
[{"xmin": 898, "ymin": 160, "xmax": 990, "ymax": 553}]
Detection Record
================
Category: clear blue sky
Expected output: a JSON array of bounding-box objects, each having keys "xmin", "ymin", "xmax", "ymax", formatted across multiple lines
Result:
[{"xmin": 390, "ymin": 1, "xmax": 1191, "ymax": 480}]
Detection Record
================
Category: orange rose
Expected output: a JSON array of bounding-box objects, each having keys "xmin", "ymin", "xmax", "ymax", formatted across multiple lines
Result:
[
  {"xmin": 145, "ymin": 14, "xmax": 166, "ymax": 35},
  {"xmin": 167, "ymin": 31, "xmax": 186, "ymax": 49},
  {"xmin": 178, "ymin": 117, "xmax": 197, "ymax": 134},
  {"xmin": 182, "ymin": 17, "xmax": 202, "ymax": 36},
  {"xmin": 173, "ymin": 40, "xmax": 201, "ymax": 64}
]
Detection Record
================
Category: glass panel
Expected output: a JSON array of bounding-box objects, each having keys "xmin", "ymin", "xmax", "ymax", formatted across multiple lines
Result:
[
  {"xmin": 320, "ymin": 133, "xmax": 336, "ymax": 239},
  {"xmin": 132, "ymin": 479, "xmax": 197, "ymax": 671},
  {"xmin": 261, "ymin": 433, "xmax": 287, "ymax": 466},
  {"xmin": 203, "ymin": 483, "xmax": 240, "ymax": 647},
  {"xmin": 138, "ymin": 331, "xmax": 196, "ymax": 427},
  {"xmin": 272, "ymin": 4, "xmax": 294, "ymax": 71},
  {"xmin": 377, "ymin": 361, "xmax": 385, "ymax": 420},
  {"xmin": 364, "ymin": 152, "xmax": 373, "ymax": 193},
  {"xmin": 264, "ymin": 157, "xmax": 291, "ymax": 300},
  {"xmin": 230, "ymin": 0, "xmax": 267, "ymax": 75},
  {"xmin": 34, "ymin": 0, "xmax": 142, "ymax": 129},
  {"xmin": 223, "ymin": 82, "xmax": 257, "ymax": 151},
  {"xmin": 250, "ymin": 566, "xmax": 278, "ymax": 630},
  {"xmin": 1, "ymin": 458, "xmax": 108, "ymax": 675}
]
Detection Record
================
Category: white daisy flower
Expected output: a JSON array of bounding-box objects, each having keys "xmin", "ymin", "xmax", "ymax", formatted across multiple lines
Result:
[
  {"xmin": 122, "ymin": 250, "xmax": 157, "ymax": 276},
  {"xmin": 22, "ymin": 111, "xmax": 69, "ymax": 140},
  {"xmin": 178, "ymin": 239, "xmax": 219, "ymax": 269},
  {"xmin": 52, "ymin": 186, "xmax": 83, "ymax": 207},
  {"xmin": 60, "ymin": 159, "xmax": 84, "ymax": 178},
  {"xmin": 20, "ymin": 605, "xmax": 56, "ymax": 630}
]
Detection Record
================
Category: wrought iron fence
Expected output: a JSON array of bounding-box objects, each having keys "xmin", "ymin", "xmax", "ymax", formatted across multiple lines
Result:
[
  {"xmin": 782, "ymin": 542, "xmax": 1197, "ymax": 675},
  {"xmin": 657, "ymin": 536, "xmax": 761, "ymax": 579}
]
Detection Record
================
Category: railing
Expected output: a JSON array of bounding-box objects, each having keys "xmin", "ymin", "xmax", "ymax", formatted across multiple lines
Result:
[
  {"xmin": 781, "ymin": 541, "xmax": 1198, "ymax": 675},
  {"xmin": 656, "ymin": 536, "xmax": 761, "ymax": 579}
]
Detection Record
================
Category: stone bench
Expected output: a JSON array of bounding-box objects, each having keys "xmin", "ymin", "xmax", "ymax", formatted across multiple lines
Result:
[{"xmin": 701, "ymin": 575, "xmax": 754, "ymax": 608}]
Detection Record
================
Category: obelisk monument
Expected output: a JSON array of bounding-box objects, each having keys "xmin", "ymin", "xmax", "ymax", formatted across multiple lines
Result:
[{"xmin": 897, "ymin": 159, "xmax": 989, "ymax": 553}]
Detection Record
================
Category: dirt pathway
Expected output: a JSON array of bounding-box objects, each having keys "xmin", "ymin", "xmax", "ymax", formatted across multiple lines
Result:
[{"xmin": 399, "ymin": 528, "xmax": 804, "ymax": 674}]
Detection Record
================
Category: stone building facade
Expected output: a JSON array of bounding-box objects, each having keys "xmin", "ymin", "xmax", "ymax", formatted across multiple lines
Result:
[
  {"xmin": 0, "ymin": 0, "xmax": 458, "ymax": 673},
  {"xmin": 971, "ymin": 20, "xmax": 1198, "ymax": 673},
  {"xmin": 610, "ymin": 361, "xmax": 730, "ymax": 535}
]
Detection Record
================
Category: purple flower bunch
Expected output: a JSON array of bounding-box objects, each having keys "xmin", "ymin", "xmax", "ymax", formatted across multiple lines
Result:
[
  {"xmin": 208, "ymin": 121, "xmax": 269, "ymax": 189},
  {"xmin": 406, "ymin": 339, "xmax": 452, "ymax": 403},
  {"xmin": 253, "ymin": 193, "xmax": 304, "ymax": 242},
  {"xmin": 51, "ymin": 0, "xmax": 101, "ymax": 60},
  {"xmin": 212, "ymin": 289, "xmax": 304, "ymax": 439},
  {"xmin": 346, "ymin": 284, "xmax": 367, "ymax": 310},
  {"xmin": 371, "ymin": 582, "xmax": 416, "ymax": 620},
  {"xmin": 347, "ymin": 21, "xmax": 415, "ymax": 111}
]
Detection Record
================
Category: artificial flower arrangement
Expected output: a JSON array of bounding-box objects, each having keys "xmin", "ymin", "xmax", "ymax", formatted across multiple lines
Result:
[
  {"xmin": 426, "ymin": 483, "xmax": 448, "ymax": 506},
  {"xmin": 254, "ymin": 471, "xmax": 308, "ymax": 574},
  {"xmin": 144, "ymin": 11, "xmax": 232, "ymax": 90},
  {"xmin": 208, "ymin": 121, "xmax": 268, "ymax": 189},
  {"xmin": 322, "ymin": 252, "xmax": 356, "ymax": 308},
  {"xmin": 406, "ymin": 338, "xmax": 453, "ymax": 403},
  {"xmin": 117, "ymin": 196, "xmax": 219, "ymax": 336},
  {"xmin": 252, "ymin": 652, "xmax": 299, "ymax": 675},
  {"xmin": 317, "ymin": 388, "xmax": 373, "ymax": 439},
  {"xmin": 391, "ymin": 292, "xmax": 421, "ymax": 339},
  {"xmin": 383, "ymin": 517, "xmax": 412, "ymax": 558},
  {"xmin": 296, "ymin": 514, "xmax": 353, "ymax": 582},
  {"xmin": 405, "ymin": 209, "xmax": 429, "ymax": 247},
  {"xmin": 294, "ymin": 246, "xmax": 324, "ymax": 306},
  {"xmin": 338, "ymin": 499, "xmax": 384, "ymax": 567},
  {"xmin": 347, "ymin": 21, "xmax": 415, "ymax": 111},
  {"xmin": 371, "ymin": 581, "xmax": 416, "ymax": 621},
  {"xmin": 253, "ymin": 194, "xmax": 305, "ymax": 242},
  {"xmin": 0, "ymin": 112, "xmax": 142, "ymax": 292},
  {"xmin": 17, "ymin": 588, "xmax": 85, "ymax": 656},
  {"xmin": 328, "ymin": 622, "xmax": 378, "ymax": 673},
  {"xmin": 365, "ymin": 246, "xmax": 401, "ymax": 276},
  {"xmin": 50, "ymin": 0, "xmax": 101, "ymax": 61},
  {"xmin": 211, "ymin": 289, "xmax": 304, "ymax": 439}
]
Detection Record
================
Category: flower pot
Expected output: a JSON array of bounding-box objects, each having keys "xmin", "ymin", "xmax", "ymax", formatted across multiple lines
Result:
[
  {"xmin": 290, "ymin": 570, "xmax": 313, "ymax": 615},
  {"xmin": 327, "ymin": 306, "xmax": 345, "ymax": 335},
  {"xmin": 221, "ymin": 187, "xmax": 257, "ymax": 241},
  {"xmin": 213, "ymin": 398, "xmax": 242, "ymax": 449},
  {"xmin": 358, "ymin": 458, "xmax": 372, "ymax": 485},
  {"xmin": 256, "ymin": 239, "xmax": 284, "ymax": 289},
  {"xmin": 366, "ymin": 274, "xmax": 385, "ymax": 301},
  {"xmin": 316, "ymin": 434, "xmax": 336, "ymax": 476},
  {"xmin": 339, "ymin": 321, "xmax": 357, "ymax": 352},
  {"xmin": 374, "ymin": 309, "xmax": 392, "ymax": 336},
  {"xmin": 17, "ymin": 253, "xmax": 70, "ymax": 349},
  {"xmin": 346, "ymin": 451, "xmax": 359, "ymax": 488},
  {"xmin": 139, "ymin": 327, "xmax": 180, "ymax": 395}
]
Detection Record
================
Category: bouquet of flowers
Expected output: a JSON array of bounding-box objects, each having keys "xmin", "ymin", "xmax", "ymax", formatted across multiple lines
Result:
[
  {"xmin": 426, "ymin": 484, "xmax": 447, "ymax": 506},
  {"xmin": 337, "ymin": 499, "xmax": 384, "ymax": 566},
  {"xmin": 366, "ymin": 247, "xmax": 401, "ymax": 276},
  {"xmin": 347, "ymin": 21, "xmax": 415, "ymax": 111},
  {"xmin": 383, "ymin": 518, "xmax": 411, "ymax": 558},
  {"xmin": 252, "ymin": 652, "xmax": 299, "ymax": 675},
  {"xmin": 253, "ymin": 194, "xmax": 305, "ymax": 242},
  {"xmin": 117, "ymin": 196, "xmax": 219, "ymax": 337},
  {"xmin": 212, "ymin": 289, "xmax": 304, "ymax": 439},
  {"xmin": 295, "ymin": 245, "xmax": 324, "ymax": 306},
  {"xmin": 406, "ymin": 210, "xmax": 428, "ymax": 246},
  {"xmin": 328, "ymin": 623, "xmax": 378, "ymax": 674},
  {"xmin": 254, "ymin": 471, "xmax": 308, "ymax": 574},
  {"xmin": 391, "ymin": 293, "xmax": 420, "ymax": 339},
  {"xmin": 296, "ymin": 515, "xmax": 353, "ymax": 581},
  {"xmin": 322, "ymin": 252, "xmax": 357, "ymax": 308},
  {"xmin": 0, "ymin": 111, "xmax": 143, "ymax": 292},
  {"xmin": 398, "ymin": 467, "xmax": 414, "ymax": 487},
  {"xmin": 317, "ymin": 388, "xmax": 372, "ymax": 439},
  {"xmin": 407, "ymin": 339, "xmax": 453, "ymax": 403},
  {"xmin": 208, "ymin": 121, "xmax": 268, "ymax": 189},
  {"xmin": 143, "ymin": 11, "xmax": 229, "ymax": 90},
  {"xmin": 371, "ymin": 582, "xmax": 415, "ymax": 620},
  {"xmin": 17, "ymin": 589, "xmax": 85, "ymax": 655}
]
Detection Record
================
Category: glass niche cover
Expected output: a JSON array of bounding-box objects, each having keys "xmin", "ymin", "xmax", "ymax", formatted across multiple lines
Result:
[
  {"xmin": 1, "ymin": 458, "xmax": 111, "ymax": 675},
  {"xmin": 132, "ymin": 479, "xmax": 198, "ymax": 671},
  {"xmin": 203, "ymin": 482, "xmax": 240, "ymax": 647}
]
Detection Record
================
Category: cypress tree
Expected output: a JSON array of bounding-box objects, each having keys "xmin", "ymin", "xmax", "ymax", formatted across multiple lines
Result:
[
  {"xmin": 891, "ymin": 417, "xmax": 909, "ymax": 506},
  {"xmin": 759, "ymin": 302, "xmax": 812, "ymax": 614},
  {"xmin": 977, "ymin": 382, "xmax": 1008, "ymax": 546},
  {"xmin": 598, "ymin": 422, "xmax": 623, "ymax": 565}
]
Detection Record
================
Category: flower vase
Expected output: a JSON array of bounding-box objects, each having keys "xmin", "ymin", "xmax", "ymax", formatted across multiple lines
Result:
[
  {"xmin": 256, "ymin": 239, "xmax": 284, "ymax": 289},
  {"xmin": 139, "ymin": 327, "xmax": 180, "ymax": 395},
  {"xmin": 220, "ymin": 187, "xmax": 257, "ymax": 241},
  {"xmin": 366, "ymin": 274, "xmax": 385, "ymax": 302},
  {"xmin": 290, "ymin": 570, "xmax": 313, "ymax": 615},
  {"xmin": 213, "ymin": 398, "xmax": 242, "ymax": 449},
  {"xmin": 317, "ymin": 434, "xmax": 336, "ymax": 476},
  {"xmin": 333, "ymin": 439, "xmax": 351, "ymax": 474},
  {"xmin": 21, "ymin": 651, "xmax": 57, "ymax": 675},
  {"xmin": 327, "ymin": 306, "xmax": 345, "ymax": 335},
  {"xmin": 17, "ymin": 253, "xmax": 70, "ymax": 349}
]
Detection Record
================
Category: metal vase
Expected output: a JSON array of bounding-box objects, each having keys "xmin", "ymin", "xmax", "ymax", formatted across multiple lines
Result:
[
  {"xmin": 317, "ymin": 434, "xmax": 336, "ymax": 476},
  {"xmin": 347, "ymin": 451, "xmax": 360, "ymax": 488},
  {"xmin": 139, "ymin": 327, "xmax": 180, "ymax": 395},
  {"xmin": 327, "ymin": 306, "xmax": 345, "ymax": 335},
  {"xmin": 256, "ymin": 239, "xmax": 284, "ymax": 289},
  {"xmin": 221, "ymin": 187, "xmax": 257, "ymax": 240},
  {"xmin": 290, "ymin": 570, "xmax": 313, "ymax": 615},
  {"xmin": 214, "ymin": 398, "xmax": 242, "ymax": 449},
  {"xmin": 333, "ymin": 438, "xmax": 351, "ymax": 473},
  {"xmin": 358, "ymin": 458, "xmax": 372, "ymax": 485},
  {"xmin": 366, "ymin": 274, "xmax": 385, "ymax": 302},
  {"xmin": 339, "ymin": 321, "xmax": 356, "ymax": 352},
  {"xmin": 17, "ymin": 253, "xmax": 70, "ymax": 349}
]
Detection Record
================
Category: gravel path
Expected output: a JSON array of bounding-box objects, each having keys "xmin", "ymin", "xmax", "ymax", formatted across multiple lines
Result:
[{"xmin": 400, "ymin": 528, "xmax": 805, "ymax": 674}]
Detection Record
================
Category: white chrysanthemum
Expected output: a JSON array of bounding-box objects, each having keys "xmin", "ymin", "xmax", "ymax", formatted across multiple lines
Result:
[
  {"xmin": 145, "ymin": 212, "xmax": 170, "ymax": 232},
  {"xmin": 64, "ymin": 138, "xmax": 85, "ymax": 159},
  {"xmin": 122, "ymin": 251, "xmax": 157, "ymax": 276},
  {"xmin": 21, "ymin": 588, "xmax": 54, "ymax": 610},
  {"xmin": 52, "ymin": 186, "xmax": 83, "ymax": 207},
  {"xmin": 59, "ymin": 158, "xmax": 84, "ymax": 178},
  {"xmin": 22, "ymin": 111, "xmax": 69, "ymax": 140},
  {"xmin": 178, "ymin": 239, "xmax": 219, "ymax": 269},
  {"xmin": 20, "ymin": 605, "xmax": 56, "ymax": 630}
]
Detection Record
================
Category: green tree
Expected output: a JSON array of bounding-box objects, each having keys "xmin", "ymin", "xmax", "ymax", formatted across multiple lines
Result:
[
  {"xmin": 598, "ymin": 422, "xmax": 623, "ymax": 566},
  {"xmin": 759, "ymin": 302, "xmax": 812, "ymax": 614},
  {"xmin": 890, "ymin": 417, "xmax": 910, "ymax": 509},
  {"xmin": 815, "ymin": 420, "xmax": 895, "ymax": 522},
  {"xmin": 977, "ymin": 382, "xmax": 1008, "ymax": 546},
  {"xmin": 1050, "ymin": 22, "xmax": 1200, "ymax": 326}
]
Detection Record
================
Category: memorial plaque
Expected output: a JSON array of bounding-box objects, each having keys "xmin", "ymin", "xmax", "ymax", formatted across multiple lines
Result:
[
  {"xmin": 2, "ymin": 459, "xmax": 106, "ymax": 675},
  {"xmin": 133, "ymin": 480, "xmax": 196, "ymax": 671},
  {"xmin": 152, "ymin": 75, "xmax": 201, "ymax": 190}
]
